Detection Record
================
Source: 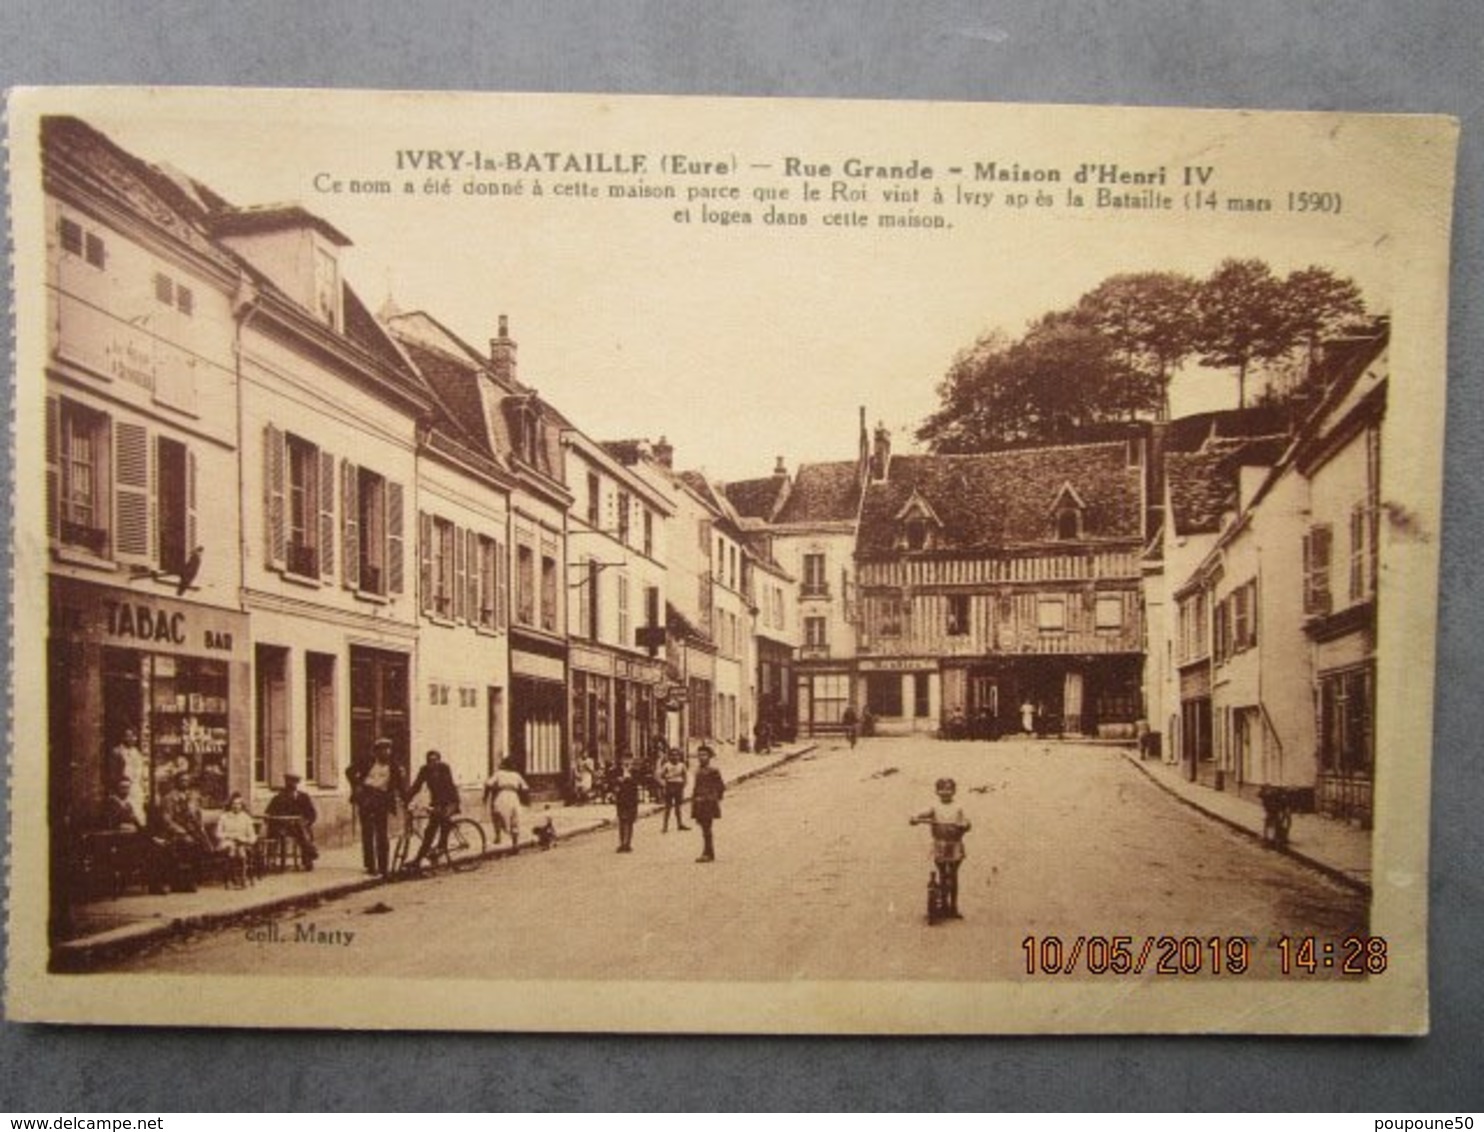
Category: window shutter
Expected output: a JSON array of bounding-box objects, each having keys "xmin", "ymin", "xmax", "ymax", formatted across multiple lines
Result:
[
  {"xmin": 319, "ymin": 449, "xmax": 336, "ymax": 579},
  {"xmin": 467, "ymin": 529, "xmax": 481, "ymax": 625},
  {"xmin": 114, "ymin": 419, "xmax": 152, "ymax": 564},
  {"xmin": 387, "ymin": 480, "xmax": 405, "ymax": 595},
  {"xmin": 419, "ymin": 511, "xmax": 433, "ymax": 616},
  {"xmin": 45, "ymin": 396, "xmax": 59, "ymax": 540},
  {"xmin": 264, "ymin": 424, "xmax": 286, "ymax": 570},
  {"xmin": 453, "ymin": 523, "xmax": 467, "ymax": 621},
  {"xmin": 186, "ymin": 447, "xmax": 198, "ymax": 556},
  {"xmin": 341, "ymin": 460, "xmax": 360, "ymax": 590},
  {"xmin": 496, "ymin": 540, "xmax": 508, "ymax": 629}
]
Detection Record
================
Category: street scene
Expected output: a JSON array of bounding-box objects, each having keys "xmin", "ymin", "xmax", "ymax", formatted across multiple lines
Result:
[
  {"xmin": 8, "ymin": 91, "xmax": 1449, "ymax": 1034},
  {"xmin": 95, "ymin": 734, "xmax": 1367, "ymax": 982}
]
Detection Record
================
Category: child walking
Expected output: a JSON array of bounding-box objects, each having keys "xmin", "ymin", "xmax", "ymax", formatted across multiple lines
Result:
[{"xmin": 910, "ymin": 777, "xmax": 972, "ymax": 919}]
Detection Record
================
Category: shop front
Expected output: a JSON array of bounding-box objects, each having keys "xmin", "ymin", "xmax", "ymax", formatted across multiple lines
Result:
[
  {"xmin": 510, "ymin": 629, "xmax": 567, "ymax": 795},
  {"xmin": 571, "ymin": 644, "xmax": 664, "ymax": 781},
  {"xmin": 858, "ymin": 657, "xmax": 937, "ymax": 736},
  {"xmin": 48, "ymin": 575, "xmax": 249, "ymax": 934}
]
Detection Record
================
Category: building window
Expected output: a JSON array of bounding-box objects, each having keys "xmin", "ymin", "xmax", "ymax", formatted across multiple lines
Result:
[
  {"xmin": 284, "ymin": 434, "xmax": 324, "ymax": 578},
  {"xmin": 155, "ymin": 436, "xmax": 196, "ymax": 577},
  {"xmin": 255, "ymin": 644, "xmax": 289, "ymax": 786},
  {"xmin": 356, "ymin": 468, "xmax": 388, "ymax": 595},
  {"xmin": 1232, "ymin": 582, "xmax": 1255, "ymax": 652},
  {"xmin": 1037, "ymin": 596, "xmax": 1067, "ymax": 632},
  {"xmin": 1056, "ymin": 508, "xmax": 1082, "ymax": 540},
  {"xmin": 152, "ymin": 271, "xmax": 194, "ymax": 316},
  {"xmin": 914, "ymin": 672, "xmax": 932, "ymax": 718},
  {"xmin": 55, "ymin": 399, "xmax": 108, "ymax": 554},
  {"xmin": 586, "ymin": 471, "xmax": 601, "ymax": 527},
  {"xmin": 947, "ymin": 594, "xmax": 970, "ymax": 636},
  {"xmin": 1303, "ymin": 523, "xmax": 1333, "ymax": 615},
  {"xmin": 643, "ymin": 509, "xmax": 654, "ymax": 557},
  {"xmin": 804, "ymin": 616, "xmax": 827, "ymax": 649},
  {"xmin": 313, "ymin": 246, "xmax": 339, "ymax": 329},
  {"xmin": 306, "ymin": 652, "xmax": 336, "ymax": 786},
  {"xmin": 905, "ymin": 518, "xmax": 928, "ymax": 550},
  {"xmin": 1350, "ymin": 502, "xmax": 1374, "ymax": 602},
  {"xmin": 802, "ymin": 553, "xmax": 827, "ymax": 597},
  {"xmin": 59, "ymin": 215, "xmax": 107, "ymax": 269},
  {"xmin": 1319, "ymin": 665, "xmax": 1374, "ymax": 779},
  {"xmin": 618, "ymin": 576, "xmax": 630, "ymax": 650},
  {"xmin": 430, "ymin": 517, "xmax": 456, "ymax": 617},
  {"xmin": 879, "ymin": 595, "xmax": 906, "ymax": 638},
  {"xmin": 1095, "ymin": 594, "xmax": 1124, "ymax": 630},
  {"xmin": 540, "ymin": 554, "xmax": 558, "ymax": 632},
  {"xmin": 516, "ymin": 544, "xmax": 536, "ymax": 626},
  {"xmin": 617, "ymin": 490, "xmax": 631, "ymax": 546},
  {"xmin": 689, "ymin": 677, "xmax": 713, "ymax": 739},
  {"xmin": 476, "ymin": 534, "xmax": 503, "ymax": 630}
]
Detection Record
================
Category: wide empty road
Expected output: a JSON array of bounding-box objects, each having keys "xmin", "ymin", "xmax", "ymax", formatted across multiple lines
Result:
[{"xmin": 114, "ymin": 736, "xmax": 1368, "ymax": 981}]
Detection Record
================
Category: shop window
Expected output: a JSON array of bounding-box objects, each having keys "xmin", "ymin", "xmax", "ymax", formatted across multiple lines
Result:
[
  {"xmin": 811, "ymin": 673, "xmax": 850, "ymax": 725},
  {"xmin": 915, "ymin": 672, "xmax": 932, "ymax": 718},
  {"xmin": 866, "ymin": 672, "xmax": 904, "ymax": 717},
  {"xmin": 1095, "ymin": 594, "xmax": 1124, "ymax": 630},
  {"xmin": 306, "ymin": 652, "xmax": 336, "ymax": 786}
]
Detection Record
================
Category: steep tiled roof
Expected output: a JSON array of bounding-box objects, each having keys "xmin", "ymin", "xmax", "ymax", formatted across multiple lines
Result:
[
  {"xmin": 1162, "ymin": 406, "xmax": 1290, "ymax": 453},
  {"xmin": 857, "ymin": 443, "xmax": 1142, "ymax": 554},
  {"xmin": 398, "ymin": 338, "xmax": 497, "ymax": 462},
  {"xmin": 1165, "ymin": 436, "xmax": 1287, "ymax": 536},
  {"xmin": 724, "ymin": 475, "xmax": 789, "ymax": 521},
  {"xmin": 773, "ymin": 460, "xmax": 861, "ymax": 524}
]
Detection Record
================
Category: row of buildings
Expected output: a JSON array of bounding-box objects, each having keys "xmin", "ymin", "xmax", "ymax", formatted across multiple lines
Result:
[{"xmin": 43, "ymin": 116, "xmax": 1386, "ymax": 917}]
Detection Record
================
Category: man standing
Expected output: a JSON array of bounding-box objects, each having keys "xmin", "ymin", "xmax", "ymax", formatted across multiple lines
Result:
[
  {"xmin": 107, "ymin": 728, "xmax": 147, "ymax": 827},
  {"xmin": 841, "ymin": 704, "xmax": 859, "ymax": 749},
  {"xmin": 265, "ymin": 773, "xmax": 319, "ymax": 870},
  {"xmin": 614, "ymin": 761, "xmax": 641, "ymax": 853},
  {"xmin": 690, "ymin": 746, "xmax": 725, "ymax": 863},
  {"xmin": 348, "ymin": 738, "xmax": 402, "ymax": 876},
  {"xmin": 404, "ymin": 750, "xmax": 460, "ymax": 871}
]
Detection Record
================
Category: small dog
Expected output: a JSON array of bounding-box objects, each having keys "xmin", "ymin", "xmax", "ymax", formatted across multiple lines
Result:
[{"xmin": 532, "ymin": 817, "xmax": 558, "ymax": 850}]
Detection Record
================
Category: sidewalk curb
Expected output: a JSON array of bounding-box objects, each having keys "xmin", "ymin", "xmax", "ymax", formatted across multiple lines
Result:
[
  {"xmin": 55, "ymin": 743, "xmax": 821, "ymax": 969},
  {"xmin": 1120, "ymin": 751, "xmax": 1371, "ymax": 897}
]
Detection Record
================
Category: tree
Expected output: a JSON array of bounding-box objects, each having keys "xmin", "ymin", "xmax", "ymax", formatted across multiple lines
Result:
[
  {"xmin": 917, "ymin": 313, "xmax": 1149, "ymax": 451},
  {"xmin": 1195, "ymin": 258, "xmax": 1294, "ymax": 409},
  {"xmin": 1077, "ymin": 271, "xmax": 1199, "ymax": 419},
  {"xmin": 1281, "ymin": 265, "xmax": 1366, "ymax": 368}
]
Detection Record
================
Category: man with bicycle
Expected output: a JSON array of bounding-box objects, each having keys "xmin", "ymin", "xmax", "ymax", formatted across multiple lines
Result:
[{"xmin": 403, "ymin": 750, "xmax": 460, "ymax": 872}]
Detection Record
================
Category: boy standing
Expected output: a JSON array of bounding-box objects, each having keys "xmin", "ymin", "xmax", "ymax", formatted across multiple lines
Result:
[{"xmin": 910, "ymin": 777, "xmax": 971, "ymax": 919}]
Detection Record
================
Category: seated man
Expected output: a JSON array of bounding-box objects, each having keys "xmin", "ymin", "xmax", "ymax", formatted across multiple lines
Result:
[
  {"xmin": 153, "ymin": 771, "xmax": 214, "ymax": 892},
  {"xmin": 100, "ymin": 776, "xmax": 168, "ymax": 894},
  {"xmin": 265, "ymin": 773, "xmax": 319, "ymax": 870}
]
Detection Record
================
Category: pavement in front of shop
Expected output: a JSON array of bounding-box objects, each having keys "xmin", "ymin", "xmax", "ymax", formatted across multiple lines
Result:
[
  {"xmin": 1121, "ymin": 747, "xmax": 1372, "ymax": 893},
  {"xmin": 54, "ymin": 740, "xmax": 817, "ymax": 967}
]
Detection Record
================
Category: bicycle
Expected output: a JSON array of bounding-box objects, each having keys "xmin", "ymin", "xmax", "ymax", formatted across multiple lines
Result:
[{"xmin": 390, "ymin": 805, "xmax": 487, "ymax": 875}]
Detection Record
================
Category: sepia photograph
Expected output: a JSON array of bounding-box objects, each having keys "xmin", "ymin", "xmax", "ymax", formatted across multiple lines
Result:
[{"xmin": 4, "ymin": 86, "xmax": 1457, "ymax": 1033}]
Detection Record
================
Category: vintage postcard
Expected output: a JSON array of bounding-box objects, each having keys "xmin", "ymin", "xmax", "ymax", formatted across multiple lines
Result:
[{"xmin": 3, "ymin": 87, "xmax": 1457, "ymax": 1033}]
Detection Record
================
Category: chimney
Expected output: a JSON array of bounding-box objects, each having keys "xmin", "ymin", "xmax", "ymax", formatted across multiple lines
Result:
[
  {"xmin": 872, "ymin": 421, "xmax": 892, "ymax": 481},
  {"xmin": 653, "ymin": 435, "xmax": 674, "ymax": 469},
  {"xmin": 489, "ymin": 314, "xmax": 517, "ymax": 385},
  {"xmin": 774, "ymin": 456, "xmax": 787, "ymax": 476}
]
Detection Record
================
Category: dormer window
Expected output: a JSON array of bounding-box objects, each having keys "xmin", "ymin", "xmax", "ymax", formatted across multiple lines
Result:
[
  {"xmin": 1050, "ymin": 482, "xmax": 1087, "ymax": 541},
  {"xmin": 313, "ymin": 246, "xmax": 340, "ymax": 329},
  {"xmin": 893, "ymin": 489, "xmax": 942, "ymax": 552}
]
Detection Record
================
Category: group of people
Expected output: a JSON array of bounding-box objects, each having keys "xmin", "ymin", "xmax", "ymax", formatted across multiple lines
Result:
[
  {"xmin": 610, "ymin": 744, "xmax": 725, "ymax": 860},
  {"xmin": 98, "ymin": 728, "xmax": 320, "ymax": 893}
]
